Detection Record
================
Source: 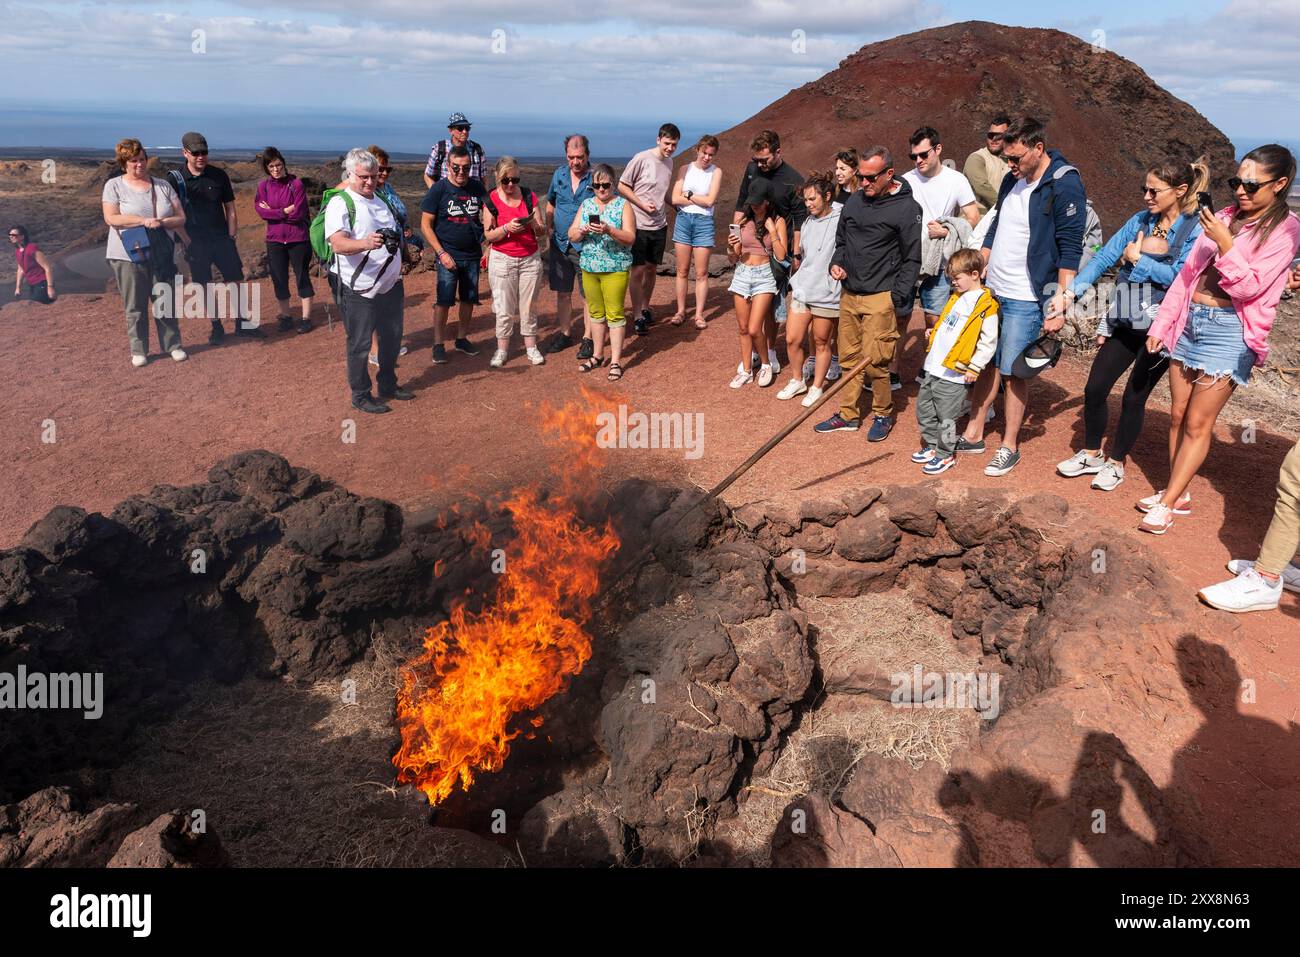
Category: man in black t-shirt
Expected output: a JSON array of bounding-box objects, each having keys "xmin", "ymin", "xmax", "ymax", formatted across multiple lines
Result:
[
  {"xmin": 419, "ymin": 145, "xmax": 487, "ymax": 363},
  {"xmin": 178, "ymin": 131, "xmax": 253, "ymax": 342}
]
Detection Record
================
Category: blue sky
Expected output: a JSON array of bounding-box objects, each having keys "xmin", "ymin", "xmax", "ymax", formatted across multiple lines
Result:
[{"xmin": 0, "ymin": 0, "xmax": 1295, "ymax": 154}]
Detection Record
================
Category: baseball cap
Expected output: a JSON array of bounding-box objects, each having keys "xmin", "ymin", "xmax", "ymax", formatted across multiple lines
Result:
[
  {"xmin": 1010, "ymin": 334, "xmax": 1063, "ymax": 379},
  {"xmin": 745, "ymin": 178, "xmax": 775, "ymax": 207},
  {"xmin": 181, "ymin": 131, "xmax": 209, "ymax": 153},
  {"xmin": 447, "ymin": 112, "xmax": 471, "ymax": 128}
]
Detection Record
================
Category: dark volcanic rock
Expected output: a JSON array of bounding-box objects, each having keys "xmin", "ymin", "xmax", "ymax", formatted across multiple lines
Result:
[{"xmin": 107, "ymin": 810, "xmax": 231, "ymax": 868}]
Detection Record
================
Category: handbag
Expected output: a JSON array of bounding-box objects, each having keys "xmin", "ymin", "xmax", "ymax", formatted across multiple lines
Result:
[{"xmin": 116, "ymin": 181, "xmax": 175, "ymax": 272}]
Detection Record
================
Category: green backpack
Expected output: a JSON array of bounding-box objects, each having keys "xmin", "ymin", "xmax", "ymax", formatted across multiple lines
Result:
[{"xmin": 309, "ymin": 187, "xmax": 355, "ymax": 267}]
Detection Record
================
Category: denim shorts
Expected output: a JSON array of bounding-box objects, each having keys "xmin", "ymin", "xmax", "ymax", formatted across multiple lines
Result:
[
  {"xmin": 672, "ymin": 211, "xmax": 715, "ymax": 248},
  {"xmin": 1169, "ymin": 303, "xmax": 1256, "ymax": 387},
  {"xmin": 994, "ymin": 297, "xmax": 1044, "ymax": 376},
  {"xmin": 436, "ymin": 257, "xmax": 480, "ymax": 306},
  {"xmin": 918, "ymin": 271, "xmax": 952, "ymax": 315},
  {"xmin": 729, "ymin": 262, "xmax": 778, "ymax": 300}
]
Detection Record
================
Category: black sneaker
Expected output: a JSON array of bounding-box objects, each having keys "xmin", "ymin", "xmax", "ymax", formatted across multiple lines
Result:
[
  {"xmin": 277, "ymin": 315, "xmax": 294, "ymax": 333},
  {"xmin": 378, "ymin": 387, "xmax": 415, "ymax": 401},
  {"xmin": 208, "ymin": 321, "xmax": 226, "ymax": 344},
  {"xmin": 542, "ymin": 332, "xmax": 575, "ymax": 354},
  {"xmin": 296, "ymin": 317, "xmax": 313, "ymax": 334},
  {"xmin": 236, "ymin": 323, "xmax": 267, "ymax": 339},
  {"xmin": 431, "ymin": 344, "xmax": 448, "ymax": 364},
  {"xmin": 576, "ymin": 337, "xmax": 594, "ymax": 360},
  {"xmin": 889, "ymin": 372, "xmax": 902, "ymax": 392},
  {"xmin": 954, "ymin": 437, "xmax": 986, "ymax": 455},
  {"xmin": 454, "ymin": 337, "xmax": 479, "ymax": 356},
  {"xmin": 351, "ymin": 395, "xmax": 391, "ymax": 414}
]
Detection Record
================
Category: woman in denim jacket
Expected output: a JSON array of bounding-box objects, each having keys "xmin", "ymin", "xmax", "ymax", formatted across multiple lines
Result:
[{"xmin": 1055, "ymin": 158, "xmax": 1208, "ymax": 493}]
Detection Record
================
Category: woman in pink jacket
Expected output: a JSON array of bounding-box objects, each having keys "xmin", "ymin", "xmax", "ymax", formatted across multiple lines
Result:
[
  {"xmin": 1139, "ymin": 144, "xmax": 1299, "ymax": 535},
  {"xmin": 255, "ymin": 147, "xmax": 314, "ymax": 333}
]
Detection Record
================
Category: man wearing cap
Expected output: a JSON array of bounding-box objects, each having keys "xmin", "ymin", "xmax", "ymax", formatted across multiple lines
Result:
[
  {"xmin": 178, "ymin": 131, "xmax": 255, "ymax": 342},
  {"xmin": 424, "ymin": 113, "xmax": 487, "ymax": 188}
]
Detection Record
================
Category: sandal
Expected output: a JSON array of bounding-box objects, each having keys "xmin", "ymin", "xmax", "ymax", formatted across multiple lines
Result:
[
  {"xmin": 694, "ymin": 316, "xmax": 708, "ymax": 329},
  {"xmin": 607, "ymin": 362, "xmax": 624, "ymax": 381},
  {"xmin": 579, "ymin": 356, "xmax": 607, "ymax": 373},
  {"xmin": 669, "ymin": 313, "xmax": 685, "ymax": 326}
]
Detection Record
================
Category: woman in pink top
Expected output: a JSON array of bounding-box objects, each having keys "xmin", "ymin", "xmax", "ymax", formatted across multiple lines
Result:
[
  {"xmin": 255, "ymin": 147, "xmax": 314, "ymax": 333},
  {"xmin": 481, "ymin": 156, "xmax": 545, "ymax": 368},
  {"xmin": 1139, "ymin": 144, "xmax": 1300, "ymax": 535}
]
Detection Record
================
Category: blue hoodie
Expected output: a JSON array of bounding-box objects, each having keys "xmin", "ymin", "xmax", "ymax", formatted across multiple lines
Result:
[{"xmin": 982, "ymin": 148, "xmax": 1087, "ymax": 305}]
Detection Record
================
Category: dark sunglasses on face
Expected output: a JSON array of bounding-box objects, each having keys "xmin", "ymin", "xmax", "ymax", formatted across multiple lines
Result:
[
  {"xmin": 1004, "ymin": 151, "xmax": 1027, "ymax": 166},
  {"xmin": 450, "ymin": 164, "xmax": 470, "ymax": 173},
  {"xmin": 451, "ymin": 125, "xmax": 470, "ymax": 133},
  {"xmin": 593, "ymin": 181, "xmax": 612, "ymax": 189},
  {"xmin": 909, "ymin": 147, "xmax": 934, "ymax": 162},
  {"xmin": 861, "ymin": 168, "xmax": 891, "ymax": 182},
  {"xmin": 1142, "ymin": 185, "xmax": 1174, "ymax": 197},
  {"xmin": 189, "ymin": 150, "xmax": 208, "ymax": 157},
  {"xmin": 500, "ymin": 176, "xmax": 520, "ymax": 185},
  {"xmin": 378, "ymin": 165, "xmax": 392, "ymax": 173},
  {"xmin": 1228, "ymin": 176, "xmax": 1279, "ymax": 195}
]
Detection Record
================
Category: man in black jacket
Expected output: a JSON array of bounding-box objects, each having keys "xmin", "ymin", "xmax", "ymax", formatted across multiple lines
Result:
[{"xmin": 815, "ymin": 146, "xmax": 922, "ymax": 442}]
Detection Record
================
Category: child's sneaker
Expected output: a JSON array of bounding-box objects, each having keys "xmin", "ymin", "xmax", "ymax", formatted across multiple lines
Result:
[
  {"xmin": 911, "ymin": 446, "xmax": 937, "ymax": 464},
  {"xmin": 922, "ymin": 454, "xmax": 956, "ymax": 475}
]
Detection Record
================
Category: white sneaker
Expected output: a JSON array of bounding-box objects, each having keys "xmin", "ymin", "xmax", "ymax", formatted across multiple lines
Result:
[
  {"xmin": 757, "ymin": 364, "xmax": 774, "ymax": 387},
  {"xmin": 489, "ymin": 349, "xmax": 508, "ymax": 368},
  {"xmin": 802, "ymin": 356, "xmax": 815, "ymax": 380},
  {"xmin": 768, "ymin": 350, "xmax": 781, "ymax": 376},
  {"xmin": 776, "ymin": 377, "xmax": 807, "ymax": 400},
  {"xmin": 1226, "ymin": 559, "xmax": 1300, "ymax": 593},
  {"xmin": 1198, "ymin": 567, "xmax": 1283, "ymax": 613},
  {"xmin": 801, "ymin": 385, "xmax": 824, "ymax": 408},
  {"xmin": 399, "ymin": 345, "xmax": 409, "ymax": 357},
  {"xmin": 170, "ymin": 348, "xmax": 188, "ymax": 362},
  {"xmin": 368, "ymin": 352, "xmax": 379, "ymax": 367},
  {"xmin": 826, "ymin": 356, "xmax": 842, "ymax": 381},
  {"xmin": 1058, "ymin": 449, "xmax": 1106, "ymax": 477},
  {"xmin": 526, "ymin": 346, "xmax": 546, "ymax": 365},
  {"xmin": 1138, "ymin": 503, "xmax": 1175, "ymax": 535},
  {"xmin": 1090, "ymin": 459, "xmax": 1125, "ymax": 491},
  {"xmin": 729, "ymin": 369, "xmax": 754, "ymax": 389},
  {"xmin": 131, "ymin": 354, "xmax": 147, "ymax": 367},
  {"xmin": 1138, "ymin": 490, "xmax": 1192, "ymax": 515}
]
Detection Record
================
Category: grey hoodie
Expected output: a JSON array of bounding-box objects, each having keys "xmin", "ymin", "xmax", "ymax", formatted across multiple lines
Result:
[{"xmin": 789, "ymin": 202, "xmax": 843, "ymax": 310}]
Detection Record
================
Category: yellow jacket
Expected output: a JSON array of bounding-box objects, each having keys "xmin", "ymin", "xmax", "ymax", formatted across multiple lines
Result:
[{"xmin": 926, "ymin": 288, "xmax": 999, "ymax": 375}]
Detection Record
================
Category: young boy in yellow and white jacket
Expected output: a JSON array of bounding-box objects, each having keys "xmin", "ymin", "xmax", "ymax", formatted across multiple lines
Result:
[{"xmin": 912, "ymin": 248, "xmax": 999, "ymax": 474}]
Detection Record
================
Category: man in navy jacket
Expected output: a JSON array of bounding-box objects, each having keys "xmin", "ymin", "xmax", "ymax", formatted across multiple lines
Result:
[{"xmin": 961, "ymin": 116, "xmax": 1086, "ymax": 477}]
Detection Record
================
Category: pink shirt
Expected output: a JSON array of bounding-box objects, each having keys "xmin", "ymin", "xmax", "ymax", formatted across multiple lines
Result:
[
  {"xmin": 1149, "ymin": 207, "xmax": 1300, "ymax": 366},
  {"xmin": 487, "ymin": 190, "xmax": 538, "ymax": 258},
  {"xmin": 15, "ymin": 242, "xmax": 46, "ymax": 284}
]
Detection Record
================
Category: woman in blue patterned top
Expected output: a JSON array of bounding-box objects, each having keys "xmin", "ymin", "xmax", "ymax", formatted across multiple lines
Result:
[{"xmin": 568, "ymin": 163, "xmax": 635, "ymax": 379}]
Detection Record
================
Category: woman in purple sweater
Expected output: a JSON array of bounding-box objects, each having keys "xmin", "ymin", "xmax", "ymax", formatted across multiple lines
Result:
[{"xmin": 255, "ymin": 147, "xmax": 314, "ymax": 333}]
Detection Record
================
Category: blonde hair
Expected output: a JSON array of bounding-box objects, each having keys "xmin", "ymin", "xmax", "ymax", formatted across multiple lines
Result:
[
  {"xmin": 1147, "ymin": 156, "xmax": 1210, "ymax": 216},
  {"xmin": 494, "ymin": 155, "xmax": 520, "ymax": 182}
]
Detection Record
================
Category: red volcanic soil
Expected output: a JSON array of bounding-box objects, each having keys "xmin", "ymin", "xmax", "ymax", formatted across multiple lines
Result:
[
  {"xmin": 2, "ymin": 265, "xmax": 1298, "ymax": 865},
  {"xmin": 704, "ymin": 21, "xmax": 1236, "ymax": 236}
]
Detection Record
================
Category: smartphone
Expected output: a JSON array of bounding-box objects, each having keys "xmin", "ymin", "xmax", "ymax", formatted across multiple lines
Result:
[
  {"xmin": 512, "ymin": 217, "xmax": 529, "ymax": 227},
  {"xmin": 728, "ymin": 223, "xmax": 741, "ymax": 237},
  {"xmin": 588, "ymin": 213, "xmax": 600, "ymax": 225},
  {"xmin": 1197, "ymin": 191, "xmax": 1214, "ymax": 213}
]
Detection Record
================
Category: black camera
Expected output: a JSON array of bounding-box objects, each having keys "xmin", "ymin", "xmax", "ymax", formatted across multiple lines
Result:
[{"xmin": 377, "ymin": 227, "xmax": 401, "ymax": 254}]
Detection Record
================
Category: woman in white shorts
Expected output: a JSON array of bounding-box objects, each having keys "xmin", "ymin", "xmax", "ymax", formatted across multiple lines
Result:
[{"xmin": 726, "ymin": 179, "xmax": 787, "ymax": 388}]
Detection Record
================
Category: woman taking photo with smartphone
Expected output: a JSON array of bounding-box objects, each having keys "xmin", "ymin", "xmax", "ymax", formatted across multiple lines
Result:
[
  {"xmin": 568, "ymin": 163, "xmax": 635, "ymax": 380},
  {"xmin": 726, "ymin": 178, "xmax": 788, "ymax": 389},
  {"xmin": 1055, "ymin": 157, "xmax": 1208, "ymax": 493},
  {"xmin": 1140, "ymin": 144, "xmax": 1300, "ymax": 535},
  {"xmin": 483, "ymin": 156, "xmax": 545, "ymax": 368}
]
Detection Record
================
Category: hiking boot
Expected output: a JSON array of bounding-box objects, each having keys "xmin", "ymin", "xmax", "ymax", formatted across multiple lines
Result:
[
  {"xmin": 1226, "ymin": 559, "xmax": 1300, "ymax": 593},
  {"xmin": 1138, "ymin": 503, "xmax": 1174, "ymax": 535},
  {"xmin": 923, "ymin": 454, "xmax": 956, "ymax": 475},
  {"xmin": 526, "ymin": 346, "xmax": 546, "ymax": 365},
  {"xmin": 1091, "ymin": 459, "xmax": 1125, "ymax": 491},
  {"xmin": 866, "ymin": 415, "xmax": 894, "ymax": 442},
  {"xmin": 1198, "ymin": 567, "xmax": 1283, "ymax": 613},
  {"xmin": 800, "ymin": 385, "xmax": 824, "ymax": 408},
  {"xmin": 576, "ymin": 337, "xmax": 594, "ymax": 360},
  {"xmin": 208, "ymin": 321, "xmax": 225, "ymax": 344},
  {"xmin": 1137, "ymin": 490, "xmax": 1191, "ymax": 515},
  {"xmin": 1057, "ymin": 450, "xmax": 1105, "ymax": 477},
  {"xmin": 543, "ymin": 332, "xmax": 575, "ymax": 354},
  {"xmin": 984, "ymin": 446, "xmax": 1021, "ymax": 476},
  {"xmin": 431, "ymin": 344, "xmax": 449, "ymax": 364},
  {"xmin": 351, "ymin": 395, "xmax": 391, "ymax": 414},
  {"xmin": 954, "ymin": 437, "xmax": 986, "ymax": 455},
  {"xmin": 776, "ymin": 377, "xmax": 807, "ymax": 400},
  {"xmin": 911, "ymin": 446, "xmax": 938, "ymax": 464},
  {"xmin": 454, "ymin": 337, "xmax": 479, "ymax": 356},
  {"xmin": 814, "ymin": 412, "xmax": 859, "ymax": 433},
  {"xmin": 278, "ymin": 315, "xmax": 294, "ymax": 333},
  {"xmin": 489, "ymin": 349, "xmax": 508, "ymax": 368}
]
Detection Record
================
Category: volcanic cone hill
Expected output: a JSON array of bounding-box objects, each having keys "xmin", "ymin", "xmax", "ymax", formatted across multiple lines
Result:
[{"xmin": 707, "ymin": 21, "xmax": 1235, "ymax": 236}]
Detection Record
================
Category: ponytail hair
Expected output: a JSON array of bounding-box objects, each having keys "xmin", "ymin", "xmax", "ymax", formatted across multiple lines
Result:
[
  {"xmin": 1238, "ymin": 144, "xmax": 1295, "ymax": 245},
  {"xmin": 1146, "ymin": 155, "xmax": 1210, "ymax": 216}
]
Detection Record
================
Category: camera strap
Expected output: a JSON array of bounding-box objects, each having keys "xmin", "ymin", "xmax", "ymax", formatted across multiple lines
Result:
[{"xmin": 348, "ymin": 249, "xmax": 396, "ymax": 294}]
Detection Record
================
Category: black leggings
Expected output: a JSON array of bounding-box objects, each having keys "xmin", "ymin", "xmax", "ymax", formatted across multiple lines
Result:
[
  {"xmin": 1083, "ymin": 325, "xmax": 1169, "ymax": 461},
  {"xmin": 266, "ymin": 240, "xmax": 314, "ymax": 302}
]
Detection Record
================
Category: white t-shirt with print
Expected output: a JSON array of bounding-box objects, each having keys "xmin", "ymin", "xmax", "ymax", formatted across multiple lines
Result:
[
  {"xmin": 903, "ymin": 165, "xmax": 977, "ymax": 225},
  {"xmin": 325, "ymin": 188, "xmax": 401, "ymax": 298},
  {"xmin": 985, "ymin": 174, "xmax": 1041, "ymax": 302},
  {"xmin": 925, "ymin": 287, "xmax": 983, "ymax": 382}
]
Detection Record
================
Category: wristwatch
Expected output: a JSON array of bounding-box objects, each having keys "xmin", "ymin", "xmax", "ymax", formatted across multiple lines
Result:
[{"xmin": 684, "ymin": 189, "xmax": 694, "ymax": 201}]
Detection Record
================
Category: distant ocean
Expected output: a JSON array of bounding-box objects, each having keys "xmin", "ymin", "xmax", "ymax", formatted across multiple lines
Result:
[{"xmin": 0, "ymin": 104, "xmax": 736, "ymax": 162}]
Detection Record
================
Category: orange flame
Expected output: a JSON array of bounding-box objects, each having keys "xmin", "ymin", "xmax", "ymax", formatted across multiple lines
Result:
[{"xmin": 393, "ymin": 388, "xmax": 621, "ymax": 805}]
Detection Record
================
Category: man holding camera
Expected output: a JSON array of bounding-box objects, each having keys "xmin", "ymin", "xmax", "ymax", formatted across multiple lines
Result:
[
  {"xmin": 420, "ymin": 145, "xmax": 488, "ymax": 364},
  {"xmin": 326, "ymin": 148, "xmax": 412, "ymax": 414}
]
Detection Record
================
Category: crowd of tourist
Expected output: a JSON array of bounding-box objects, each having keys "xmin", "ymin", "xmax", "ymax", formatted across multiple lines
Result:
[{"xmin": 15, "ymin": 108, "xmax": 1287, "ymax": 616}]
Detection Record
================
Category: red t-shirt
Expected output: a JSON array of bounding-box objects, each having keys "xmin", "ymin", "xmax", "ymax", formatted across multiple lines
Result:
[
  {"xmin": 15, "ymin": 243, "xmax": 46, "ymax": 285},
  {"xmin": 488, "ymin": 190, "xmax": 538, "ymax": 258}
]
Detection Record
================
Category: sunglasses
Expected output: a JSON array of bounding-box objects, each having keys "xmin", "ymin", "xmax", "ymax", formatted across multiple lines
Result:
[
  {"xmin": 1142, "ymin": 185, "xmax": 1174, "ymax": 197},
  {"xmin": 188, "ymin": 150, "xmax": 209, "ymax": 157},
  {"xmin": 986, "ymin": 131, "xmax": 1005, "ymax": 140},
  {"xmin": 500, "ymin": 176, "xmax": 520, "ymax": 186},
  {"xmin": 1228, "ymin": 176, "xmax": 1279, "ymax": 195},
  {"xmin": 7, "ymin": 233, "xmax": 19, "ymax": 238},
  {"xmin": 861, "ymin": 168, "xmax": 892, "ymax": 182},
  {"xmin": 450, "ymin": 126, "xmax": 470, "ymax": 133},
  {"xmin": 450, "ymin": 164, "xmax": 471, "ymax": 173},
  {"xmin": 378, "ymin": 165, "xmax": 392, "ymax": 173},
  {"xmin": 1003, "ymin": 150, "xmax": 1030, "ymax": 166},
  {"xmin": 593, "ymin": 181, "xmax": 612, "ymax": 189},
  {"xmin": 908, "ymin": 147, "xmax": 935, "ymax": 162}
]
